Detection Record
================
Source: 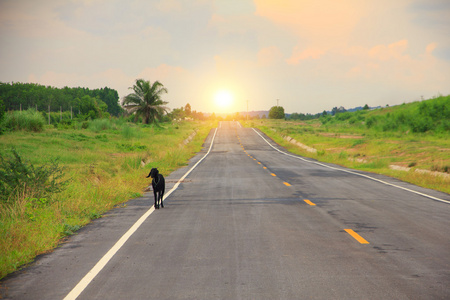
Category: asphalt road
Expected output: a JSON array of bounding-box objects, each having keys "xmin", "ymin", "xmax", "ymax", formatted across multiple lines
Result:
[{"xmin": 2, "ymin": 121, "xmax": 450, "ymax": 299}]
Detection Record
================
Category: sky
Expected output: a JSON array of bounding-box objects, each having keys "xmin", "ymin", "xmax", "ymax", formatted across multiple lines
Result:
[{"xmin": 1, "ymin": 0, "xmax": 449, "ymax": 114}]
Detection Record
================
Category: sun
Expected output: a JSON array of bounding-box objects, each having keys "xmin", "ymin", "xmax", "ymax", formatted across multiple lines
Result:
[{"xmin": 214, "ymin": 90, "xmax": 233, "ymax": 109}]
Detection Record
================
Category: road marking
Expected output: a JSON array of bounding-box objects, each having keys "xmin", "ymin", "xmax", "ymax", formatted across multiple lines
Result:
[
  {"xmin": 304, "ymin": 199, "xmax": 316, "ymax": 206},
  {"xmin": 344, "ymin": 229, "xmax": 369, "ymax": 244},
  {"xmin": 283, "ymin": 182, "xmax": 291, "ymax": 186},
  {"xmin": 252, "ymin": 128, "xmax": 450, "ymax": 205},
  {"xmin": 64, "ymin": 127, "xmax": 219, "ymax": 300},
  {"xmin": 271, "ymin": 173, "xmax": 276, "ymax": 177}
]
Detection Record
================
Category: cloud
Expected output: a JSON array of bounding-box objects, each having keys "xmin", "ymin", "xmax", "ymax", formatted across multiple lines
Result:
[
  {"xmin": 156, "ymin": 0, "xmax": 182, "ymax": 12},
  {"xmin": 344, "ymin": 39, "xmax": 450, "ymax": 93},
  {"xmin": 257, "ymin": 46, "xmax": 283, "ymax": 66},
  {"xmin": 2, "ymin": 0, "xmax": 450, "ymax": 115},
  {"xmin": 425, "ymin": 42, "xmax": 437, "ymax": 55},
  {"xmin": 254, "ymin": 0, "xmax": 363, "ymax": 46},
  {"xmin": 286, "ymin": 46, "xmax": 325, "ymax": 65},
  {"xmin": 368, "ymin": 39, "xmax": 409, "ymax": 61}
]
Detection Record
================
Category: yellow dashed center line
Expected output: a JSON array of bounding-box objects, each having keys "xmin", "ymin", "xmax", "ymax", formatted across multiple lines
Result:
[
  {"xmin": 242, "ymin": 142, "xmax": 290, "ymax": 188},
  {"xmin": 304, "ymin": 199, "xmax": 316, "ymax": 206},
  {"xmin": 344, "ymin": 229, "xmax": 370, "ymax": 244}
]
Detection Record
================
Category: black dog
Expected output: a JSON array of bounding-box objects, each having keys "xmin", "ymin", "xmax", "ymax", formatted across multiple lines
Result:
[{"xmin": 146, "ymin": 168, "xmax": 165, "ymax": 209}]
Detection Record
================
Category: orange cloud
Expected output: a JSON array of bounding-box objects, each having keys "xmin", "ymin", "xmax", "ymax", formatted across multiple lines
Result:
[
  {"xmin": 257, "ymin": 46, "xmax": 283, "ymax": 66},
  {"xmin": 369, "ymin": 39, "xmax": 409, "ymax": 61},
  {"xmin": 254, "ymin": 0, "xmax": 363, "ymax": 46},
  {"xmin": 286, "ymin": 46, "xmax": 325, "ymax": 65},
  {"xmin": 425, "ymin": 42, "xmax": 437, "ymax": 55}
]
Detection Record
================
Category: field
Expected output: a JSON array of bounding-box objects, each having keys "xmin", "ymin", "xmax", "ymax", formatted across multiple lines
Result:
[
  {"xmin": 245, "ymin": 96, "xmax": 450, "ymax": 194},
  {"xmin": 0, "ymin": 119, "xmax": 214, "ymax": 279},
  {"xmin": 1, "ymin": 95, "xmax": 448, "ymax": 280}
]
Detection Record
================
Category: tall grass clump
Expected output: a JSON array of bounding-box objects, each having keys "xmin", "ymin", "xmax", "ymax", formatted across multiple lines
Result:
[
  {"xmin": 0, "ymin": 149, "xmax": 68, "ymax": 204},
  {"xmin": 121, "ymin": 124, "xmax": 142, "ymax": 139},
  {"xmin": 88, "ymin": 118, "xmax": 114, "ymax": 132},
  {"xmin": 1, "ymin": 109, "xmax": 45, "ymax": 132}
]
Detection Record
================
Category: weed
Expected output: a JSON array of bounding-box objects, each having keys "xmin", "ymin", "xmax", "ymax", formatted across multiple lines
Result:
[
  {"xmin": 95, "ymin": 134, "xmax": 108, "ymax": 142},
  {"xmin": 431, "ymin": 164, "xmax": 449, "ymax": 173},
  {"xmin": 88, "ymin": 119, "xmax": 114, "ymax": 132},
  {"xmin": 1, "ymin": 109, "xmax": 45, "ymax": 132},
  {"xmin": 117, "ymin": 142, "xmax": 147, "ymax": 152},
  {"xmin": 63, "ymin": 224, "xmax": 81, "ymax": 236},
  {"xmin": 88, "ymin": 212, "xmax": 102, "ymax": 220},
  {"xmin": 130, "ymin": 192, "xmax": 142, "ymax": 198},
  {"xmin": 352, "ymin": 139, "xmax": 366, "ymax": 147},
  {"xmin": 121, "ymin": 124, "xmax": 141, "ymax": 139},
  {"xmin": 338, "ymin": 151, "xmax": 348, "ymax": 159},
  {"xmin": 0, "ymin": 149, "xmax": 68, "ymax": 204},
  {"xmin": 316, "ymin": 150, "xmax": 326, "ymax": 156}
]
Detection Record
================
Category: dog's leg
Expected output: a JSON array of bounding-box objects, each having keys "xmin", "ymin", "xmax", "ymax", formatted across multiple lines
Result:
[
  {"xmin": 153, "ymin": 190, "xmax": 159, "ymax": 209},
  {"xmin": 156, "ymin": 191, "xmax": 160, "ymax": 209}
]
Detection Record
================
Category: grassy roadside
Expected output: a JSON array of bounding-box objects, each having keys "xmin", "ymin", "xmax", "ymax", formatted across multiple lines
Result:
[
  {"xmin": 244, "ymin": 118, "xmax": 449, "ymax": 194},
  {"xmin": 0, "ymin": 120, "xmax": 214, "ymax": 279}
]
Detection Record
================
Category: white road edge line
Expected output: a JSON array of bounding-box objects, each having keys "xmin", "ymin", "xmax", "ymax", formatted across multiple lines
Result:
[
  {"xmin": 64, "ymin": 127, "xmax": 219, "ymax": 300},
  {"xmin": 251, "ymin": 128, "xmax": 450, "ymax": 205}
]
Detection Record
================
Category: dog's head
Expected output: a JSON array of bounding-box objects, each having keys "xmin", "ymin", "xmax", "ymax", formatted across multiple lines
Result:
[{"xmin": 146, "ymin": 168, "xmax": 159, "ymax": 179}]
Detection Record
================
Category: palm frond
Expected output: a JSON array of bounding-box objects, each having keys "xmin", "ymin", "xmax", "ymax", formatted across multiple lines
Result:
[{"xmin": 121, "ymin": 79, "xmax": 169, "ymax": 124}]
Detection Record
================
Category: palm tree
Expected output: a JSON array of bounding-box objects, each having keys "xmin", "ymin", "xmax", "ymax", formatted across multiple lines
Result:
[{"xmin": 122, "ymin": 79, "xmax": 169, "ymax": 124}]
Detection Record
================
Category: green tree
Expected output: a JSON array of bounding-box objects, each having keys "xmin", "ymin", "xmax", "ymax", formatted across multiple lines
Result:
[
  {"xmin": 122, "ymin": 79, "xmax": 169, "ymax": 124},
  {"xmin": 185, "ymin": 103, "xmax": 191, "ymax": 116},
  {"xmin": 170, "ymin": 107, "xmax": 186, "ymax": 120},
  {"xmin": 269, "ymin": 106, "xmax": 285, "ymax": 119},
  {"xmin": 0, "ymin": 97, "xmax": 5, "ymax": 121}
]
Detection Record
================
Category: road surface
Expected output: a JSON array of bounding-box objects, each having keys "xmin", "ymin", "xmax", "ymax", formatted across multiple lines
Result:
[{"xmin": 2, "ymin": 121, "xmax": 450, "ymax": 299}]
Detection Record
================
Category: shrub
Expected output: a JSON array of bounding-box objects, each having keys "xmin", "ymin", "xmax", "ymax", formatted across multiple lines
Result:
[
  {"xmin": 0, "ymin": 149, "xmax": 68, "ymax": 204},
  {"xmin": 320, "ymin": 115, "xmax": 331, "ymax": 124},
  {"xmin": 1, "ymin": 109, "xmax": 45, "ymax": 132},
  {"xmin": 335, "ymin": 112, "xmax": 352, "ymax": 121},
  {"xmin": 409, "ymin": 116, "xmax": 433, "ymax": 133},
  {"xmin": 88, "ymin": 118, "xmax": 114, "ymax": 132},
  {"xmin": 365, "ymin": 116, "xmax": 378, "ymax": 128},
  {"xmin": 121, "ymin": 124, "xmax": 140, "ymax": 139}
]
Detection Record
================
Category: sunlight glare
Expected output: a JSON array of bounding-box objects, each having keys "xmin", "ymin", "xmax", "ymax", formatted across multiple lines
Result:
[{"xmin": 214, "ymin": 90, "xmax": 233, "ymax": 110}]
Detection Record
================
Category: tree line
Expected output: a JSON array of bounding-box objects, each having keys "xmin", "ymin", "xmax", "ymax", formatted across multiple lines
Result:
[{"xmin": 0, "ymin": 82, "xmax": 122, "ymax": 117}]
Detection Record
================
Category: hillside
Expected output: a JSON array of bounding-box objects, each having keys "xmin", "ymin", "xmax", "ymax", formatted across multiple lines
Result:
[{"xmin": 318, "ymin": 95, "xmax": 449, "ymax": 134}]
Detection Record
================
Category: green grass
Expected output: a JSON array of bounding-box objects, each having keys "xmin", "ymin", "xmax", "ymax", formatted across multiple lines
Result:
[
  {"xmin": 1, "ymin": 109, "xmax": 46, "ymax": 132},
  {"xmin": 0, "ymin": 120, "xmax": 214, "ymax": 279},
  {"xmin": 245, "ymin": 97, "xmax": 450, "ymax": 194}
]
